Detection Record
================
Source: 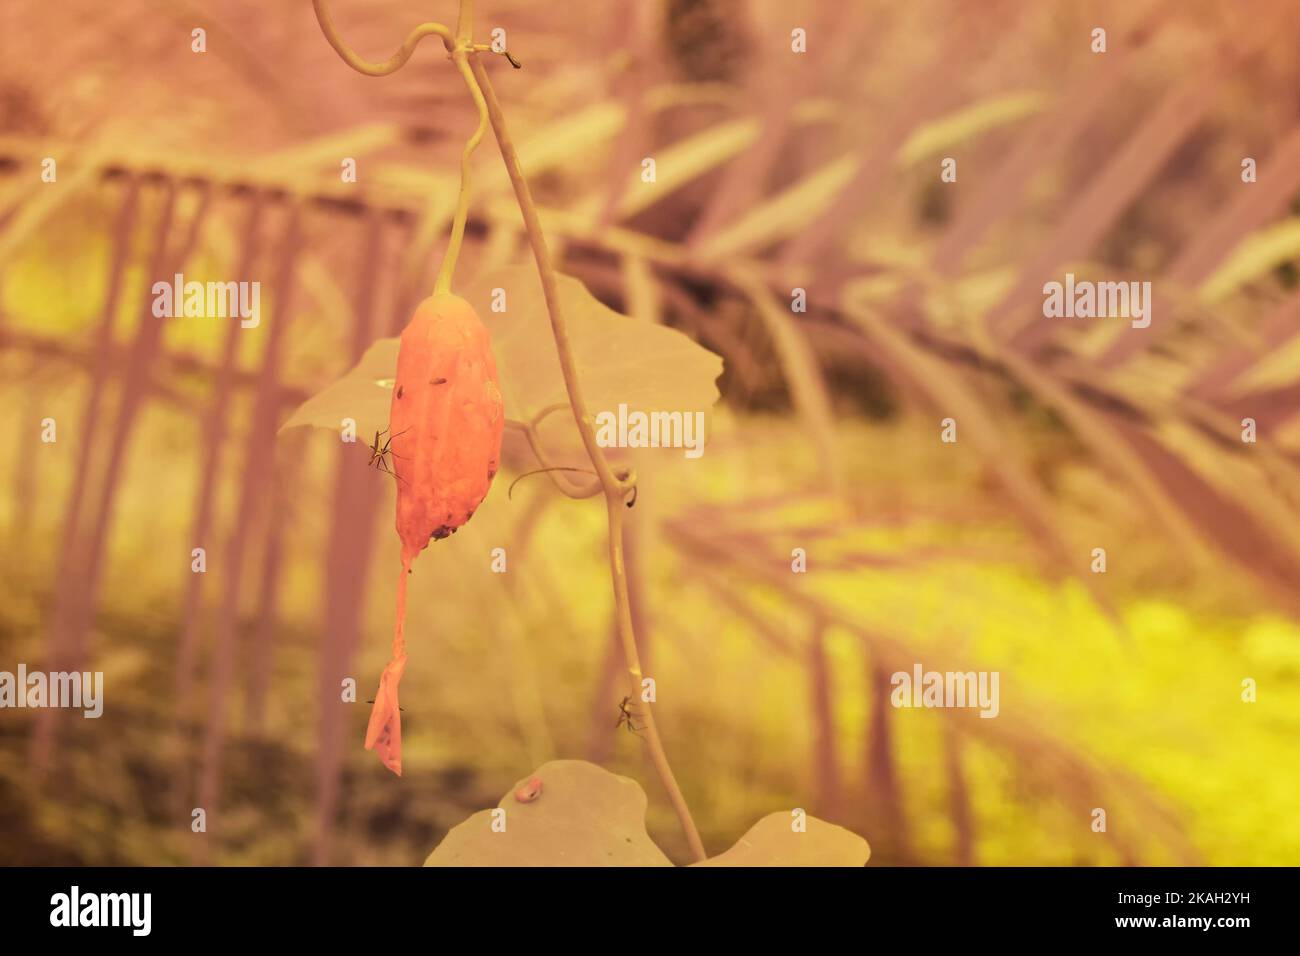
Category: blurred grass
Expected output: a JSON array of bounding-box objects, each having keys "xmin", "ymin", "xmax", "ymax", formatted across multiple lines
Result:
[{"xmin": 1, "ymin": 401, "xmax": 1298, "ymax": 864}]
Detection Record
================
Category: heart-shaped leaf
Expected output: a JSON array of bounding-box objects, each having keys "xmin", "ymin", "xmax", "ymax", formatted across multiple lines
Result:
[
  {"xmin": 424, "ymin": 760, "xmax": 674, "ymax": 867},
  {"xmin": 277, "ymin": 336, "xmax": 397, "ymax": 441},
  {"xmin": 690, "ymin": 811, "xmax": 871, "ymax": 867},
  {"xmin": 459, "ymin": 265, "xmax": 723, "ymax": 437}
]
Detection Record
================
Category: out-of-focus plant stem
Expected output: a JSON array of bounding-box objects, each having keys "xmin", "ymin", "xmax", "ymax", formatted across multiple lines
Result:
[{"xmin": 468, "ymin": 50, "xmax": 708, "ymax": 864}]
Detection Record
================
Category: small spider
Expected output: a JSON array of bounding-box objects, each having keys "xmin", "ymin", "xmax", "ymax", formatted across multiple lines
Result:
[
  {"xmin": 615, "ymin": 695, "xmax": 645, "ymax": 735},
  {"xmin": 367, "ymin": 426, "xmax": 410, "ymax": 482}
]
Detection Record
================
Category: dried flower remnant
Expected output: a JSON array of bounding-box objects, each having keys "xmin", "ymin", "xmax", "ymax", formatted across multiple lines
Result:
[
  {"xmin": 364, "ymin": 294, "xmax": 504, "ymax": 774},
  {"xmin": 514, "ymin": 775, "xmax": 544, "ymax": 803}
]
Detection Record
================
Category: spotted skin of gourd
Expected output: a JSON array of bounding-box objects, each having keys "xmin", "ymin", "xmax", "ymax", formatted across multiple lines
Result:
[{"xmin": 364, "ymin": 293, "xmax": 504, "ymax": 775}]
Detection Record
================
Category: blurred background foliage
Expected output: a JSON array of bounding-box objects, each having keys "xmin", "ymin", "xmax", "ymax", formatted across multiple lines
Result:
[{"xmin": 1, "ymin": 0, "xmax": 1299, "ymax": 866}]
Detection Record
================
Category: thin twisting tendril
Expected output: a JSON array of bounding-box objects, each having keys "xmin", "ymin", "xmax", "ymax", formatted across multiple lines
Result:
[
  {"xmin": 310, "ymin": 0, "xmax": 487, "ymax": 294},
  {"xmin": 310, "ymin": 0, "xmax": 453, "ymax": 75},
  {"xmin": 507, "ymin": 466, "xmax": 598, "ymax": 500}
]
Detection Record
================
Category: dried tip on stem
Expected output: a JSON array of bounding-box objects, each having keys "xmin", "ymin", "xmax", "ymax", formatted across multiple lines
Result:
[{"xmin": 469, "ymin": 44, "xmax": 521, "ymax": 68}]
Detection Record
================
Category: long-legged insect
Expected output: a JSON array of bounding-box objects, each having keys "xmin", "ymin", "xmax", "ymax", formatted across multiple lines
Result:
[
  {"xmin": 368, "ymin": 426, "xmax": 410, "ymax": 482},
  {"xmin": 366, "ymin": 698, "xmax": 405, "ymax": 712},
  {"xmin": 615, "ymin": 695, "xmax": 645, "ymax": 735}
]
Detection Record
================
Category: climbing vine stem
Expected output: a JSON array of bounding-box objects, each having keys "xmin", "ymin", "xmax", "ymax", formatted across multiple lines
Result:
[{"xmin": 468, "ymin": 51, "xmax": 707, "ymax": 863}]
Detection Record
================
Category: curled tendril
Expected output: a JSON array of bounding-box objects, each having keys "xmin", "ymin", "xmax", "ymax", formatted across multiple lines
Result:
[
  {"xmin": 507, "ymin": 466, "xmax": 599, "ymax": 500},
  {"xmin": 312, "ymin": 1, "xmax": 521, "ymax": 77},
  {"xmin": 310, "ymin": 0, "xmax": 453, "ymax": 75},
  {"xmin": 310, "ymin": 0, "xmax": 498, "ymax": 295}
]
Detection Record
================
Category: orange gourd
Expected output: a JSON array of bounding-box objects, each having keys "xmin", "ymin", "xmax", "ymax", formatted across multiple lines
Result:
[{"xmin": 364, "ymin": 293, "xmax": 505, "ymax": 775}]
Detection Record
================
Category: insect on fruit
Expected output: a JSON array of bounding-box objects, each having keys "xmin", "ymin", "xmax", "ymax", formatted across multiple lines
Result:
[
  {"xmin": 616, "ymin": 695, "xmax": 645, "ymax": 735},
  {"xmin": 367, "ymin": 426, "xmax": 410, "ymax": 482}
]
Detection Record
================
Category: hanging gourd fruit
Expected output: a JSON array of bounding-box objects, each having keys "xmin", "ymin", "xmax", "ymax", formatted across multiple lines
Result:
[{"xmin": 364, "ymin": 293, "xmax": 505, "ymax": 775}]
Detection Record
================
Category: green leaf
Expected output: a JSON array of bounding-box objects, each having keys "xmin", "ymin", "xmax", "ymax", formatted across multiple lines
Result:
[
  {"xmin": 424, "ymin": 760, "xmax": 673, "ymax": 867},
  {"xmin": 691, "ymin": 811, "xmax": 871, "ymax": 867},
  {"xmin": 276, "ymin": 336, "xmax": 398, "ymax": 441},
  {"xmin": 278, "ymin": 266, "xmax": 724, "ymax": 466},
  {"xmin": 460, "ymin": 265, "xmax": 723, "ymax": 440}
]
